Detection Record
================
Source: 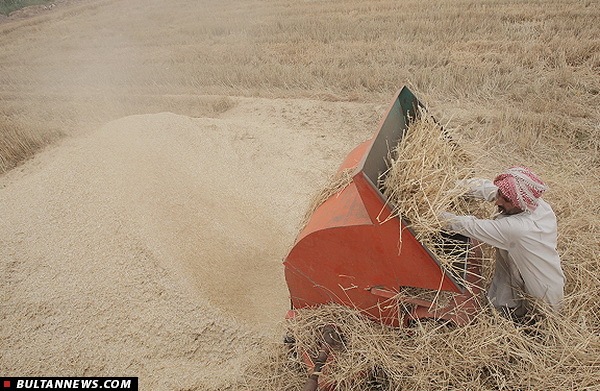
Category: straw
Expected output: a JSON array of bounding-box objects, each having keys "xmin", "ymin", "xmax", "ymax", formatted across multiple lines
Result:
[{"xmin": 380, "ymin": 112, "xmax": 493, "ymax": 286}]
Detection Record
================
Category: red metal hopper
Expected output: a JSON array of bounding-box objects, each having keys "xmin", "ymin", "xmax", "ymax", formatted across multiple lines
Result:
[{"xmin": 283, "ymin": 87, "xmax": 483, "ymax": 328}]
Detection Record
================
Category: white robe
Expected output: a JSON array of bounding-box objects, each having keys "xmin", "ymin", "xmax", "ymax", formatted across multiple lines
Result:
[{"xmin": 442, "ymin": 180, "xmax": 565, "ymax": 315}]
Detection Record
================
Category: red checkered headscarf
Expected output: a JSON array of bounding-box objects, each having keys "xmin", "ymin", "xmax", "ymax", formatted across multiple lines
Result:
[{"xmin": 493, "ymin": 166, "xmax": 548, "ymax": 212}]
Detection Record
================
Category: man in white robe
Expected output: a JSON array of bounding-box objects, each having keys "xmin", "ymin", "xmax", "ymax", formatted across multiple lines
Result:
[{"xmin": 441, "ymin": 166, "xmax": 565, "ymax": 317}]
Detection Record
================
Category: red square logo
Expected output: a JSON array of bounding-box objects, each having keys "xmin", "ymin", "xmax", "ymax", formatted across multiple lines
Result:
[{"xmin": 3, "ymin": 380, "xmax": 10, "ymax": 388}]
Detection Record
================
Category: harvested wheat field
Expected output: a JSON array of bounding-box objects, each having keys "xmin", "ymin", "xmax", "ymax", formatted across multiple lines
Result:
[{"xmin": 1, "ymin": 0, "xmax": 598, "ymax": 390}]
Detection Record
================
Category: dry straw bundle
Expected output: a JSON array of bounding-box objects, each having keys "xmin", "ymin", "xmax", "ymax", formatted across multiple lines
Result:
[
  {"xmin": 241, "ymin": 301, "xmax": 600, "ymax": 391},
  {"xmin": 381, "ymin": 112, "xmax": 479, "ymax": 222},
  {"xmin": 380, "ymin": 112, "xmax": 491, "ymax": 281}
]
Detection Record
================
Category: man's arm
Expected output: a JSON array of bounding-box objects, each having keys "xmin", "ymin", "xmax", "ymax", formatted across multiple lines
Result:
[{"xmin": 440, "ymin": 212, "xmax": 514, "ymax": 250}]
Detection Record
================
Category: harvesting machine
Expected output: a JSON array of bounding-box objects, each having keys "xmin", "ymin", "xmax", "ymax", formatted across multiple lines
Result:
[{"xmin": 282, "ymin": 87, "xmax": 484, "ymax": 389}]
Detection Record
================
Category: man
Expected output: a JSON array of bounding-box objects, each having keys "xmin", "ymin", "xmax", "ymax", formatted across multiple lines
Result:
[{"xmin": 441, "ymin": 166, "xmax": 565, "ymax": 318}]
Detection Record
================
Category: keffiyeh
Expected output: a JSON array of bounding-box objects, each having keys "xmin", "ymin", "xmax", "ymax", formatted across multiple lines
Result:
[{"xmin": 493, "ymin": 166, "xmax": 548, "ymax": 212}]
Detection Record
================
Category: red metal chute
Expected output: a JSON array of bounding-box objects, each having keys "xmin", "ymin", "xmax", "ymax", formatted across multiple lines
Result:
[{"xmin": 283, "ymin": 87, "xmax": 482, "ymax": 327}]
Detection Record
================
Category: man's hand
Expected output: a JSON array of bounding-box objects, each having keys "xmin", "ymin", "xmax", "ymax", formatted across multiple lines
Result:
[{"xmin": 457, "ymin": 178, "xmax": 498, "ymax": 202}]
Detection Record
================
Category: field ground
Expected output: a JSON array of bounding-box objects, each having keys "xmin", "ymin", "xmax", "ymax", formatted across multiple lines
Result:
[{"xmin": 0, "ymin": 0, "xmax": 599, "ymax": 390}]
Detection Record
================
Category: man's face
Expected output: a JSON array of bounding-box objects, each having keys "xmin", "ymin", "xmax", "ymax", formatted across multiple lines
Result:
[{"xmin": 495, "ymin": 189, "xmax": 523, "ymax": 215}]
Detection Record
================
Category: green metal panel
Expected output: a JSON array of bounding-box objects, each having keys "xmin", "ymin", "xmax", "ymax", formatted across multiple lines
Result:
[{"xmin": 360, "ymin": 86, "xmax": 424, "ymax": 187}]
